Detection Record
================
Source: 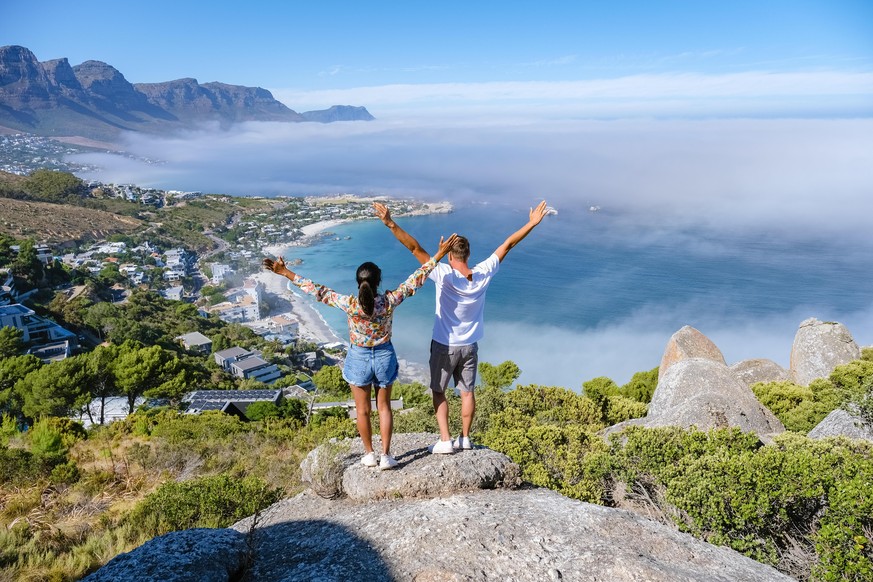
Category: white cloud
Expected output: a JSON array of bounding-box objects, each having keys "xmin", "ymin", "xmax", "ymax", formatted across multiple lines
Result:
[{"xmin": 272, "ymin": 70, "xmax": 873, "ymax": 118}]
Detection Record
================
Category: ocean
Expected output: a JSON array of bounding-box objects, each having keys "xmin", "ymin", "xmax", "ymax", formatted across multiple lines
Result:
[{"xmin": 277, "ymin": 200, "xmax": 873, "ymax": 389}]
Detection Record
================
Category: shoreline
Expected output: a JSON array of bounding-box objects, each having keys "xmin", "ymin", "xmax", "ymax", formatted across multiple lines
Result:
[{"xmin": 257, "ymin": 205, "xmax": 451, "ymax": 385}]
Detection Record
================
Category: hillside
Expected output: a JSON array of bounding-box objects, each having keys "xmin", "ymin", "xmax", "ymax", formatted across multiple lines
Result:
[
  {"xmin": 0, "ymin": 196, "xmax": 141, "ymax": 243},
  {"xmin": 0, "ymin": 45, "xmax": 374, "ymax": 142}
]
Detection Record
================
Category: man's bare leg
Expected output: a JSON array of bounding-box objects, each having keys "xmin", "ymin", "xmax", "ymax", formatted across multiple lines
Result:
[
  {"xmin": 432, "ymin": 391, "xmax": 451, "ymax": 442},
  {"xmin": 460, "ymin": 391, "xmax": 475, "ymax": 437}
]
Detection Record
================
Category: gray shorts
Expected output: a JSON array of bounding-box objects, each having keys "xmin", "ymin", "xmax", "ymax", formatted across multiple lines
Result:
[{"xmin": 429, "ymin": 340, "xmax": 478, "ymax": 394}]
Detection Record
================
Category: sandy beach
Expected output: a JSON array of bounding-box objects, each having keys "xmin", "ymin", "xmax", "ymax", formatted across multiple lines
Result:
[{"xmin": 252, "ymin": 269, "xmax": 345, "ymax": 346}]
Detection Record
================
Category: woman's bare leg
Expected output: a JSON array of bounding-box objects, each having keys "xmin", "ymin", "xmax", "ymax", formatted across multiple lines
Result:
[
  {"xmin": 351, "ymin": 383, "xmax": 373, "ymax": 452},
  {"xmin": 376, "ymin": 384, "xmax": 393, "ymax": 454}
]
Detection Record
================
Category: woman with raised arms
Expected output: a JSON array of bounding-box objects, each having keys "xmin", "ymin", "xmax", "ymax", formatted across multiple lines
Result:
[{"xmin": 263, "ymin": 233, "xmax": 458, "ymax": 470}]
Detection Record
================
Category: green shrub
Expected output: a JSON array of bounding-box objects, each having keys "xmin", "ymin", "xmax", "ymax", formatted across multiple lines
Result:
[
  {"xmin": 0, "ymin": 414, "xmax": 18, "ymax": 446},
  {"xmin": 483, "ymin": 417, "xmax": 610, "ymax": 502},
  {"xmin": 245, "ymin": 401, "xmax": 281, "ymax": 421},
  {"xmin": 605, "ymin": 395, "xmax": 648, "ymax": 425},
  {"xmin": 0, "ymin": 447, "xmax": 51, "ymax": 484},
  {"xmin": 829, "ymin": 359, "xmax": 873, "ymax": 401},
  {"xmin": 49, "ymin": 461, "xmax": 81, "ymax": 485},
  {"xmin": 602, "ymin": 427, "xmax": 873, "ymax": 580},
  {"xmin": 28, "ymin": 417, "xmax": 69, "ymax": 463},
  {"xmin": 126, "ymin": 474, "xmax": 282, "ymax": 538},
  {"xmin": 147, "ymin": 410, "xmax": 248, "ymax": 444},
  {"xmin": 619, "ymin": 367, "xmax": 659, "ymax": 403},
  {"xmin": 752, "ymin": 379, "xmax": 841, "ymax": 433},
  {"xmin": 503, "ymin": 384, "xmax": 602, "ymax": 427}
]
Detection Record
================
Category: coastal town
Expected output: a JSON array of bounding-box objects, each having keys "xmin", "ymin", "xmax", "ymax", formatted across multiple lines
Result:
[{"xmin": 0, "ymin": 157, "xmax": 451, "ymax": 424}]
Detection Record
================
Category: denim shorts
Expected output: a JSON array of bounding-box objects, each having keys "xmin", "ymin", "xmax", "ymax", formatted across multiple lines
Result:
[{"xmin": 342, "ymin": 342, "xmax": 399, "ymax": 388}]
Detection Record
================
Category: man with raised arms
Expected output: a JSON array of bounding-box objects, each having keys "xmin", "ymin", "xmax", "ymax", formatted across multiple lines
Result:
[{"xmin": 374, "ymin": 200, "xmax": 550, "ymax": 453}]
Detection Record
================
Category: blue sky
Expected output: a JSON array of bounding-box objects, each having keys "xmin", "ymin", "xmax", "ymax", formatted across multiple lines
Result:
[{"xmin": 4, "ymin": 0, "xmax": 873, "ymax": 116}]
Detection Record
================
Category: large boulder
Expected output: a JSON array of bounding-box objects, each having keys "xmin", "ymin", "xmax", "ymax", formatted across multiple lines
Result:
[
  {"xmin": 604, "ymin": 358, "xmax": 785, "ymax": 440},
  {"xmin": 230, "ymin": 487, "xmax": 793, "ymax": 582},
  {"xmin": 81, "ymin": 528, "xmax": 248, "ymax": 582},
  {"xmin": 808, "ymin": 408, "xmax": 873, "ymax": 441},
  {"xmin": 649, "ymin": 358, "xmax": 784, "ymax": 435},
  {"xmin": 730, "ymin": 358, "xmax": 791, "ymax": 387},
  {"xmin": 301, "ymin": 432, "xmax": 521, "ymax": 501},
  {"xmin": 659, "ymin": 325, "xmax": 725, "ymax": 375},
  {"xmin": 790, "ymin": 318, "xmax": 860, "ymax": 386}
]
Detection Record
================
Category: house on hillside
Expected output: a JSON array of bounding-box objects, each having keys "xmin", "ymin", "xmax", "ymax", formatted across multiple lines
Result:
[
  {"xmin": 182, "ymin": 389, "xmax": 282, "ymax": 419},
  {"xmin": 175, "ymin": 331, "xmax": 213, "ymax": 354},
  {"xmin": 0, "ymin": 303, "xmax": 78, "ymax": 353},
  {"xmin": 213, "ymin": 346, "xmax": 281, "ymax": 384}
]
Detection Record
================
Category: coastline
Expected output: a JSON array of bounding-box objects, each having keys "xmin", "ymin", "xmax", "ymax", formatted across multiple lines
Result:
[{"xmin": 257, "ymin": 204, "xmax": 451, "ymax": 385}]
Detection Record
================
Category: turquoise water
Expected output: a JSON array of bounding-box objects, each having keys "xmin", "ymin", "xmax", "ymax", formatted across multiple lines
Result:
[{"xmin": 277, "ymin": 201, "xmax": 873, "ymax": 388}]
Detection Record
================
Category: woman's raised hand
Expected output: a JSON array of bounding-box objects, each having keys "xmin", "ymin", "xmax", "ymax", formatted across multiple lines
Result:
[
  {"xmin": 263, "ymin": 256, "xmax": 292, "ymax": 277},
  {"xmin": 435, "ymin": 233, "xmax": 459, "ymax": 260}
]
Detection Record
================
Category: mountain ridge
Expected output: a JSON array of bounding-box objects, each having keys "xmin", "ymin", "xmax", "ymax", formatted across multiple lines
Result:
[{"xmin": 0, "ymin": 45, "xmax": 373, "ymax": 142}]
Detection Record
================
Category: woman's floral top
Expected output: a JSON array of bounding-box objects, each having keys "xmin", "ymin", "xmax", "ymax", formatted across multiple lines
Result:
[{"xmin": 290, "ymin": 257, "xmax": 438, "ymax": 347}]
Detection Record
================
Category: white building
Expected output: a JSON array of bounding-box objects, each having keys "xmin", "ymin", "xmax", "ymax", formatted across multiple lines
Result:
[{"xmin": 0, "ymin": 303, "xmax": 78, "ymax": 347}]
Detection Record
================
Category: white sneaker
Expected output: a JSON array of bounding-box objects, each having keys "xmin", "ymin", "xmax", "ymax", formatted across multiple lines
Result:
[
  {"xmin": 379, "ymin": 453, "xmax": 398, "ymax": 470},
  {"xmin": 361, "ymin": 451, "xmax": 378, "ymax": 467},
  {"xmin": 453, "ymin": 435, "xmax": 473, "ymax": 450},
  {"xmin": 429, "ymin": 439, "xmax": 456, "ymax": 454}
]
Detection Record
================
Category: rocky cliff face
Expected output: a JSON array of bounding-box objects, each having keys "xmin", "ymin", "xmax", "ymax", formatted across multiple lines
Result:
[{"xmin": 0, "ymin": 45, "xmax": 372, "ymax": 141}]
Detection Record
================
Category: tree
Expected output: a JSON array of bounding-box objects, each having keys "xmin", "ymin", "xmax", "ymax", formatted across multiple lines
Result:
[
  {"xmin": 10, "ymin": 239, "xmax": 43, "ymax": 287},
  {"xmin": 0, "ymin": 234, "xmax": 16, "ymax": 267},
  {"xmin": 0, "ymin": 355, "xmax": 42, "ymax": 418},
  {"xmin": 84, "ymin": 301, "xmax": 120, "ymax": 341},
  {"xmin": 0, "ymin": 327, "xmax": 25, "ymax": 359},
  {"xmin": 114, "ymin": 344, "xmax": 183, "ymax": 413},
  {"xmin": 85, "ymin": 344, "xmax": 121, "ymax": 425},
  {"xmin": 478, "ymin": 360, "xmax": 521, "ymax": 390},
  {"xmin": 313, "ymin": 365, "xmax": 349, "ymax": 397},
  {"xmin": 16, "ymin": 356, "xmax": 93, "ymax": 420}
]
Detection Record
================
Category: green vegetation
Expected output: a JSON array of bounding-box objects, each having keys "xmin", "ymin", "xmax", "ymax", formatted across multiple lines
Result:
[
  {"xmin": 752, "ymin": 359, "xmax": 873, "ymax": 433},
  {"xmin": 0, "ymin": 408, "xmax": 356, "ymax": 581}
]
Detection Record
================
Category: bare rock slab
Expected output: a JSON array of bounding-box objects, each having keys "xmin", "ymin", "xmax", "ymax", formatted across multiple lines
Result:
[
  {"xmin": 81, "ymin": 528, "xmax": 248, "ymax": 582},
  {"xmin": 301, "ymin": 432, "xmax": 521, "ymax": 501},
  {"xmin": 790, "ymin": 318, "xmax": 860, "ymax": 386},
  {"xmin": 808, "ymin": 408, "xmax": 873, "ymax": 441},
  {"xmin": 231, "ymin": 487, "xmax": 794, "ymax": 582}
]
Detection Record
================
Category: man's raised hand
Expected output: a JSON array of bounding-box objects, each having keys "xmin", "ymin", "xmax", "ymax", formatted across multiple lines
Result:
[{"xmin": 529, "ymin": 200, "xmax": 549, "ymax": 226}]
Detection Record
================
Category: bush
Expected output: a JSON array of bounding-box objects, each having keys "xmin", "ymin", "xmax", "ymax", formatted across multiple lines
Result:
[
  {"xmin": 0, "ymin": 447, "xmax": 52, "ymax": 484},
  {"xmin": 139, "ymin": 410, "xmax": 248, "ymax": 444},
  {"xmin": 619, "ymin": 367, "xmax": 659, "ymax": 403},
  {"xmin": 126, "ymin": 474, "xmax": 282, "ymax": 538},
  {"xmin": 752, "ymin": 379, "xmax": 840, "ymax": 433},
  {"xmin": 28, "ymin": 417, "xmax": 69, "ymax": 463},
  {"xmin": 245, "ymin": 401, "xmax": 281, "ymax": 421},
  {"xmin": 605, "ymin": 427, "xmax": 872, "ymax": 580}
]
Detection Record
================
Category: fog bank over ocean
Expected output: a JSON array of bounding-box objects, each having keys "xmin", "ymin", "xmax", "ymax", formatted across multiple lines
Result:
[{"xmin": 68, "ymin": 77, "xmax": 873, "ymax": 386}]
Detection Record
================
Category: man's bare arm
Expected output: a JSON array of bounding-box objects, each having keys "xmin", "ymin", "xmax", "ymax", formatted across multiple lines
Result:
[
  {"xmin": 494, "ymin": 200, "xmax": 550, "ymax": 263},
  {"xmin": 373, "ymin": 202, "xmax": 430, "ymax": 265}
]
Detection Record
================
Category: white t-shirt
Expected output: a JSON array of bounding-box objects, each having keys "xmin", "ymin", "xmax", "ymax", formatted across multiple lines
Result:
[{"xmin": 429, "ymin": 253, "xmax": 500, "ymax": 346}]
